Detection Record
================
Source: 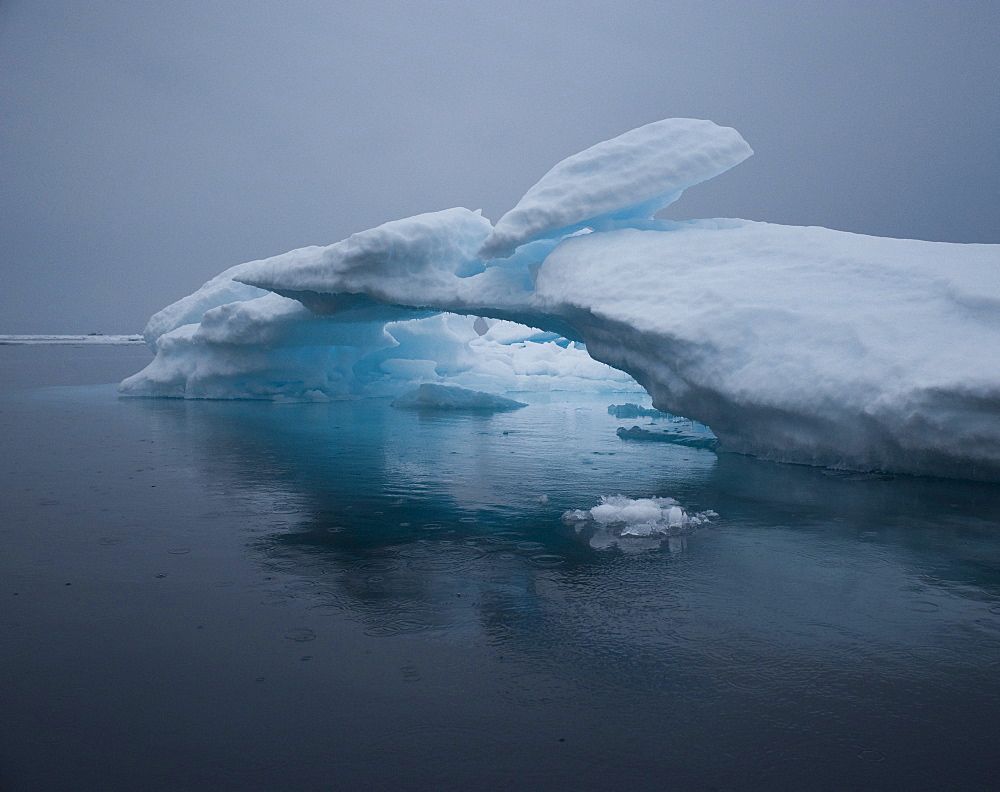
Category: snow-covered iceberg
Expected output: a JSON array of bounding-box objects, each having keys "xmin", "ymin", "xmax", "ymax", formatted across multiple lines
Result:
[{"xmin": 122, "ymin": 118, "xmax": 1000, "ymax": 481}]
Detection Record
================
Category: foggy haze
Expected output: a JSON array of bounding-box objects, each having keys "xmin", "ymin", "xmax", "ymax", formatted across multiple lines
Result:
[{"xmin": 1, "ymin": 0, "xmax": 997, "ymax": 333}]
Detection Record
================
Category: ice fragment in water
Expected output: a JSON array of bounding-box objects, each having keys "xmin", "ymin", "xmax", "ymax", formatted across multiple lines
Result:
[
  {"xmin": 391, "ymin": 384, "xmax": 526, "ymax": 412},
  {"xmin": 563, "ymin": 495, "xmax": 717, "ymax": 550}
]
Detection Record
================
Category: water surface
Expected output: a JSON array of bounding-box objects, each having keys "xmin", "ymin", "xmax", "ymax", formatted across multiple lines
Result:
[{"xmin": 1, "ymin": 346, "xmax": 998, "ymax": 790}]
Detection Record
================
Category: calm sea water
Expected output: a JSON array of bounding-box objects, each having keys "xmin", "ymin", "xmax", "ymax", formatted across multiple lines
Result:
[{"xmin": 2, "ymin": 345, "xmax": 999, "ymax": 791}]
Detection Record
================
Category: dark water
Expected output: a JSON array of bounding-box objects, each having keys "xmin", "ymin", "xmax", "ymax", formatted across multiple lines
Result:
[{"xmin": 2, "ymin": 346, "xmax": 999, "ymax": 791}]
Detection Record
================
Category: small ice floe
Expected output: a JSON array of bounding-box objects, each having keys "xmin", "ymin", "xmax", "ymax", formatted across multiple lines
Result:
[
  {"xmin": 606, "ymin": 403, "xmax": 669, "ymax": 419},
  {"xmin": 563, "ymin": 495, "xmax": 717, "ymax": 551},
  {"xmin": 615, "ymin": 425, "xmax": 719, "ymax": 450},
  {"xmin": 391, "ymin": 384, "xmax": 526, "ymax": 412}
]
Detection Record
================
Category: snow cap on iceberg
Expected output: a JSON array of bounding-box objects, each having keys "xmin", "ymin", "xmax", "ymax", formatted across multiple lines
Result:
[
  {"xmin": 142, "ymin": 259, "xmax": 274, "ymax": 349},
  {"xmin": 236, "ymin": 207, "xmax": 493, "ymax": 310},
  {"xmin": 479, "ymin": 118, "xmax": 752, "ymax": 259}
]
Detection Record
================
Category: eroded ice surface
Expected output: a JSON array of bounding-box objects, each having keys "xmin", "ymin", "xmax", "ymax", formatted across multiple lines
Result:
[
  {"xmin": 121, "ymin": 118, "xmax": 1000, "ymax": 480},
  {"xmin": 391, "ymin": 384, "xmax": 526, "ymax": 412}
]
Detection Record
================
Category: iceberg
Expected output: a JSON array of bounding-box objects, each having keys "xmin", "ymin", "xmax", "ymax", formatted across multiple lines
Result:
[{"xmin": 122, "ymin": 118, "xmax": 1000, "ymax": 481}]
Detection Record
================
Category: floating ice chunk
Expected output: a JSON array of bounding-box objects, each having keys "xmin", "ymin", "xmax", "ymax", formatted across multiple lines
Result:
[
  {"xmin": 607, "ymin": 403, "xmax": 669, "ymax": 419},
  {"xmin": 391, "ymin": 384, "xmax": 527, "ymax": 412},
  {"xmin": 616, "ymin": 425, "xmax": 719, "ymax": 450},
  {"xmin": 479, "ymin": 118, "xmax": 752, "ymax": 258},
  {"xmin": 563, "ymin": 495, "xmax": 717, "ymax": 550}
]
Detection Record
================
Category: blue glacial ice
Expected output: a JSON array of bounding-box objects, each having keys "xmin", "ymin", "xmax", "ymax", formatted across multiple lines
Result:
[
  {"xmin": 120, "ymin": 118, "xmax": 1000, "ymax": 481},
  {"xmin": 391, "ymin": 384, "xmax": 527, "ymax": 412}
]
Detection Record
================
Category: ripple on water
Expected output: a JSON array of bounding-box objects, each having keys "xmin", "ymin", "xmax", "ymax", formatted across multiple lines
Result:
[
  {"xmin": 361, "ymin": 724, "xmax": 489, "ymax": 774},
  {"xmin": 0, "ymin": 638, "xmax": 36, "ymax": 662},
  {"xmin": 885, "ymin": 644, "xmax": 969, "ymax": 670},
  {"xmin": 483, "ymin": 531, "xmax": 522, "ymax": 545},
  {"xmin": 529, "ymin": 554, "xmax": 566, "ymax": 568},
  {"xmin": 284, "ymin": 628, "xmax": 316, "ymax": 642},
  {"xmin": 753, "ymin": 749, "xmax": 878, "ymax": 789},
  {"xmin": 907, "ymin": 601, "xmax": 940, "ymax": 613},
  {"xmin": 305, "ymin": 602, "xmax": 347, "ymax": 615},
  {"xmin": 259, "ymin": 593, "xmax": 295, "ymax": 606},
  {"xmin": 348, "ymin": 558, "xmax": 402, "ymax": 573},
  {"xmin": 363, "ymin": 616, "xmax": 434, "ymax": 637},
  {"xmin": 402, "ymin": 544, "xmax": 487, "ymax": 573},
  {"xmin": 283, "ymin": 580, "xmax": 319, "ymax": 592}
]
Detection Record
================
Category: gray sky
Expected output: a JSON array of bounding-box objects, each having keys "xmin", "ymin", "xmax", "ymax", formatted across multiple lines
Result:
[{"xmin": 2, "ymin": 0, "xmax": 997, "ymax": 333}]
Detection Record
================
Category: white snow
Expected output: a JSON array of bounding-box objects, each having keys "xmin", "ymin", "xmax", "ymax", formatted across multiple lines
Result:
[
  {"xmin": 391, "ymin": 384, "xmax": 526, "ymax": 411},
  {"xmin": 239, "ymin": 207, "xmax": 493, "ymax": 310},
  {"xmin": 142, "ymin": 260, "xmax": 271, "ymax": 349},
  {"xmin": 563, "ymin": 495, "xmax": 717, "ymax": 551},
  {"xmin": 120, "ymin": 118, "xmax": 1000, "ymax": 481},
  {"xmin": 478, "ymin": 118, "xmax": 752, "ymax": 259},
  {"xmin": 533, "ymin": 222, "xmax": 1000, "ymax": 478}
]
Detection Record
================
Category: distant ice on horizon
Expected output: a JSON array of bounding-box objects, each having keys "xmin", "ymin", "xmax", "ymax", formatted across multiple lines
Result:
[{"xmin": 1, "ymin": 334, "xmax": 144, "ymax": 345}]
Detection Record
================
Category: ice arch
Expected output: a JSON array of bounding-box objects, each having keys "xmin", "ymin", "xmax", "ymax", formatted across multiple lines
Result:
[{"xmin": 121, "ymin": 119, "xmax": 1000, "ymax": 481}]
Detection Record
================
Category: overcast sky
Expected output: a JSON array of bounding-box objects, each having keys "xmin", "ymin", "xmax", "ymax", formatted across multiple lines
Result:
[{"xmin": 1, "ymin": 0, "xmax": 997, "ymax": 333}]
